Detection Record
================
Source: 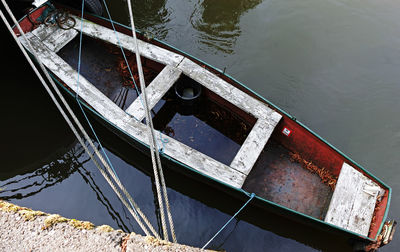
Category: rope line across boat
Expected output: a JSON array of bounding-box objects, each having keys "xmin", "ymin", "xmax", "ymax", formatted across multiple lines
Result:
[{"xmin": 101, "ymin": 0, "xmax": 141, "ymax": 97}]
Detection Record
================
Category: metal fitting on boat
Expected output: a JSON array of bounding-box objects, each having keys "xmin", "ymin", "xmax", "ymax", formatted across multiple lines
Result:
[{"xmin": 382, "ymin": 220, "xmax": 396, "ymax": 245}]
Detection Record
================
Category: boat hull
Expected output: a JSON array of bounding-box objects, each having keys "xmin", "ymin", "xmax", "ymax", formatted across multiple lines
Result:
[
  {"xmin": 14, "ymin": 4, "xmax": 394, "ymax": 250},
  {"xmin": 55, "ymin": 84, "xmax": 377, "ymax": 251}
]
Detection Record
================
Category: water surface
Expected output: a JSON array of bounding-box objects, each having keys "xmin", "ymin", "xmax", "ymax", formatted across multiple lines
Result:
[{"xmin": 1, "ymin": 0, "xmax": 400, "ymax": 251}]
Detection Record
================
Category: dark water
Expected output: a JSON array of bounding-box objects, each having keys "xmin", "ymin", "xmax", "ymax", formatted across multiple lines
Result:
[{"xmin": 1, "ymin": 0, "xmax": 400, "ymax": 251}]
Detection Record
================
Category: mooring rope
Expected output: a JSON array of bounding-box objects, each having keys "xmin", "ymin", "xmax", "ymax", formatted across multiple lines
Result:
[
  {"xmin": 75, "ymin": 0, "xmax": 160, "ymax": 238},
  {"xmin": 202, "ymin": 193, "xmax": 255, "ymax": 250},
  {"xmin": 0, "ymin": 0, "xmax": 158, "ymax": 239},
  {"xmin": 99, "ymin": 0, "xmax": 175, "ymax": 241},
  {"xmin": 125, "ymin": 0, "xmax": 177, "ymax": 242}
]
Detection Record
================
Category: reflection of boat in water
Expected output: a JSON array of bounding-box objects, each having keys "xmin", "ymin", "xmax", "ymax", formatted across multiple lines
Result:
[
  {"xmin": 12, "ymin": 3, "xmax": 396, "ymax": 250},
  {"xmin": 0, "ymin": 142, "xmax": 134, "ymax": 232}
]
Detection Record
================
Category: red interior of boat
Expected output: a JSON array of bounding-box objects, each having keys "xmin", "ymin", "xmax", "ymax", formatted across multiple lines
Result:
[
  {"xmin": 13, "ymin": 6, "xmax": 47, "ymax": 35},
  {"xmin": 271, "ymin": 115, "xmax": 389, "ymax": 239}
]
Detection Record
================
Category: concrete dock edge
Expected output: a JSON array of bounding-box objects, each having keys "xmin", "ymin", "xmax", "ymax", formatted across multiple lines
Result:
[{"xmin": 0, "ymin": 200, "xmax": 213, "ymax": 252}]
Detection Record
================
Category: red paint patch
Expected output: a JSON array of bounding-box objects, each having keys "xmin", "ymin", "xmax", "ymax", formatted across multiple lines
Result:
[{"xmin": 12, "ymin": 6, "xmax": 47, "ymax": 35}]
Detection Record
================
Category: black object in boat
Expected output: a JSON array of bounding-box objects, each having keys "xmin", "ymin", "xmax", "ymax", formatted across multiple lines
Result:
[{"xmin": 174, "ymin": 81, "xmax": 202, "ymax": 115}]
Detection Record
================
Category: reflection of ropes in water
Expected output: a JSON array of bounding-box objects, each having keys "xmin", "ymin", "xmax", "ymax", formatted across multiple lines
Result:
[
  {"xmin": 0, "ymin": 149, "xmax": 84, "ymax": 198},
  {"xmin": 0, "ymin": 146, "xmax": 87, "ymax": 189},
  {"xmin": 0, "ymin": 144, "xmax": 132, "ymax": 232},
  {"xmin": 76, "ymin": 168, "xmax": 131, "ymax": 232},
  {"xmin": 70, "ymin": 145, "xmax": 133, "ymax": 232},
  {"xmin": 1, "ymin": 167, "xmax": 60, "ymax": 189},
  {"xmin": 71, "ymin": 155, "xmax": 132, "ymax": 232}
]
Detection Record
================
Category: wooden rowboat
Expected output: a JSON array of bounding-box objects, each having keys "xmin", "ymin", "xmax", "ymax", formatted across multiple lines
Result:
[{"xmin": 14, "ymin": 3, "xmax": 396, "ymax": 250}]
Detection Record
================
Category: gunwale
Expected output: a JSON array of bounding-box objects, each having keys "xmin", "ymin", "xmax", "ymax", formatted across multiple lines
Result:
[{"xmin": 14, "ymin": 4, "xmax": 392, "ymax": 243}]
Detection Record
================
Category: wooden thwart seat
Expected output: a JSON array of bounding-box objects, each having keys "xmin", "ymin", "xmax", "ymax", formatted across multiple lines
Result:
[
  {"xmin": 32, "ymin": 23, "xmax": 78, "ymax": 52},
  {"xmin": 324, "ymin": 162, "xmax": 384, "ymax": 236},
  {"xmin": 71, "ymin": 16, "xmax": 185, "ymax": 67},
  {"xmin": 230, "ymin": 119, "xmax": 278, "ymax": 175},
  {"xmin": 125, "ymin": 65, "xmax": 182, "ymax": 120}
]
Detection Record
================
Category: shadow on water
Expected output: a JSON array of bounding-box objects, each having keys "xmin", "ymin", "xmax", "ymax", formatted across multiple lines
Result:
[{"xmin": 0, "ymin": 6, "xmax": 75, "ymax": 178}]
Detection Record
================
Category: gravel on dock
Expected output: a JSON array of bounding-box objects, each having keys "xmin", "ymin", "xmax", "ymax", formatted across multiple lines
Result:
[{"xmin": 0, "ymin": 200, "xmax": 211, "ymax": 252}]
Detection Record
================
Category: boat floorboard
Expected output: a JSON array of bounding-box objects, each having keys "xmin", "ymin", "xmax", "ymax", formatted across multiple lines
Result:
[
  {"xmin": 125, "ymin": 65, "xmax": 182, "ymax": 120},
  {"xmin": 242, "ymin": 141, "xmax": 333, "ymax": 220}
]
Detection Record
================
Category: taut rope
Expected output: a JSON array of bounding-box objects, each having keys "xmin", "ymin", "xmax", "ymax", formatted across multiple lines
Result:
[
  {"xmin": 124, "ymin": 0, "xmax": 177, "ymax": 242},
  {"xmin": 0, "ymin": 0, "xmax": 158, "ymax": 238}
]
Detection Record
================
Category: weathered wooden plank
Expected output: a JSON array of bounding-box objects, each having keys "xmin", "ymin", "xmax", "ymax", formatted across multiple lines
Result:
[
  {"xmin": 176, "ymin": 58, "xmax": 282, "ymax": 122},
  {"xmin": 325, "ymin": 163, "xmax": 361, "ymax": 229},
  {"xmin": 230, "ymin": 119, "xmax": 278, "ymax": 175},
  {"xmin": 29, "ymin": 21, "xmax": 78, "ymax": 53},
  {"xmin": 19, "ymin": 32, "xmax": 246, "ymax": 189},
  {"xmin": 125, "ymin": 65, "xmax": 182, "ymax": 120},
  {"xmin": 32, "ymin": 24, "xmax": 59, "ymax": 41},
  {"xmin": 42, "ymin": 26, "xmax": 78, "ymax": 52},
  {"xmin": 71, "ymin": 16, "xmax": 184, "ymax": 67},
  {"xmin": 324, "ymin": 162, "xmax": 382, "ymax": 236}
]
